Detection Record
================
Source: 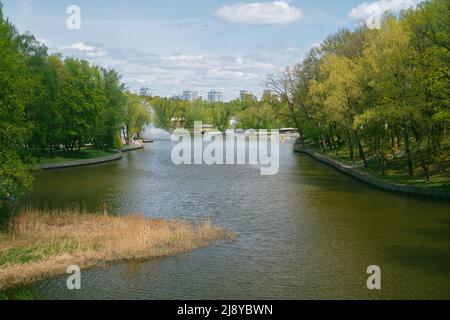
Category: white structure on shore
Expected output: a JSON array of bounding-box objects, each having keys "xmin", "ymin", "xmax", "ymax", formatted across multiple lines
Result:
[{"xmin": 207, "ymin": 90, "xmax": 223, "ymax": 103}]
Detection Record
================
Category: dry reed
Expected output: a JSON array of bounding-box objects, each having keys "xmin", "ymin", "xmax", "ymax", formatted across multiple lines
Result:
[{"xmin": 0, "ymin": 208, "xmax": 233, "ymax": 290}]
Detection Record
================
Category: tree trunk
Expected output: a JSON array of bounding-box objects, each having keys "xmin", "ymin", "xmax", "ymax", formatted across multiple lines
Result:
[
  {"xmin": 320, "ymin": 131, "xmax": 328, "ymax": 153},
  {"xmin": 355, "ymin": 130, "xmax": 368, "ymax": 168},
  {"xmin": 346, "ymin": 128, "xmax": 354, "ymax": 160},
  {"xmin": 403, "ymin": 124, "xmax": 413, "ymax": 177},
  {"xmin": 317, "ymin": 138, "xmax": 324, "ymax": 152},
  {"xmin": 411, "ymin": 122, "xmax": 431, "ymax": 182},
  {"xmin": 326, "ymin": 135, "xmax": 334, "ymax": 150}
]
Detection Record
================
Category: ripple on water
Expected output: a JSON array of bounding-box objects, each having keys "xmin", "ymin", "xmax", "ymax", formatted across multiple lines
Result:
[{"xmin": 6, "ymin": 141, "xmax": 450, "ymax": 299}]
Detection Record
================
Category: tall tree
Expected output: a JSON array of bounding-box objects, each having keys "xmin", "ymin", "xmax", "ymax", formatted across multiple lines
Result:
[{"xmin": 0, "ymin": 4, "xmax": 34, "ymax": 211}]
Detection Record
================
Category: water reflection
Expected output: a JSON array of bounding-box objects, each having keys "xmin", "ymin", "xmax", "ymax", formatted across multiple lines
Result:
[{"xmin": 5, "ymin": 141, "xmax": 450, "ymax": 299}]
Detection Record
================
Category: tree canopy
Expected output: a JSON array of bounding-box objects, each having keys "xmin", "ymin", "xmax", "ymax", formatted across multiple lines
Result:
[
  {"xmin": 0, "ymin": 3, "xmax": 150, "ymax": 214},
  {"xmin": 268, "ymin": 0, "xmax": 449, "ymax": 182}
]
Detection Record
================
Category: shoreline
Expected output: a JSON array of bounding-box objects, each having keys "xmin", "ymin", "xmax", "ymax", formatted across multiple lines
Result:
[
  {"xmin": 0, "ymin": 209, "xmax": 233, "ymax": 291},
  {"xmin": 294, "ymin": 145, "xmax": 450, "ymax": 200},
  {"xmin": 121, "ymin": 143, "xmax": 145, "ymax": 152},
  {"xmin": 36, "ymin": 143, "xmax": 144, "ymax": 171}
]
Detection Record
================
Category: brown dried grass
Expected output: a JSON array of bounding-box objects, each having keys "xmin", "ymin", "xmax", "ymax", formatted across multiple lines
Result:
[{"xmin": 0, "ymin": 208, "xmax": 233, "ymax": 290}]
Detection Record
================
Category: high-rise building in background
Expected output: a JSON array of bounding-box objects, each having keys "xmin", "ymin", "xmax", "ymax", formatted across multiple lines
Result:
[
  {"xmin": 139, "ymin": 87, "xmax": 156, "ymax": 97},
  {"xmin": 181, "ymin": 90, "xmax": 199, "ymax": 101},
  {"xmin": 262, "ymin": 90, "xmax": 278, "ymax": 98},
  {"xmin": 207, "ymin": 91, "xmax": 223, "ymax": 103},
  {"xmin": 239, "ymin": 90, "xmax": 253, "ymax": 100}
]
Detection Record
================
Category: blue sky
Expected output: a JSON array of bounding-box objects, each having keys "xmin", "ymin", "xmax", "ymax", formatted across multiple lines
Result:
[{"xmin": 1, "ymin": 0, "xmax": 422, "ymax": 100}]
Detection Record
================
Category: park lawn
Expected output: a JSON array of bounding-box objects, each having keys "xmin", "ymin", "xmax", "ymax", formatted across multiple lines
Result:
[
  {"xmin": 305, "ymin": 143, "xmax": 450, "ymax": 189},
  {"xmin": 36, "ymin": 148, "xmax": 117, "ymax": 164},
  {"xmin": 362, "ymin": 156, "xmax": 450, "ymax": 189}
]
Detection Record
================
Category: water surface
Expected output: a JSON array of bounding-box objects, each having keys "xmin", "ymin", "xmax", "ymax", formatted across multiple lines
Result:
[{"xmin": 5, "ymin": 141, "xmax": 450, "ymax": 299}]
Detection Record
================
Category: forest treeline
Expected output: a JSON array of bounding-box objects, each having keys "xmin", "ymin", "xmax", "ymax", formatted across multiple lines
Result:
[
  {"xmin": 149, "ymin": 0, "xmax": 449, "ymax": 184},
  {"xmin": 148, "ymin": 92, "xmax": 287, "ymax": 132},
  {"xmin": 266, "ymin": 0, "xmax": 449, "ymax": 181},
  {"xmin": 0, "ymin": 4, "xmax": 150, "ymax": 208},
  {"xmin": 1, "ymin": 0, "xmax": 449, "ymax": 213}
]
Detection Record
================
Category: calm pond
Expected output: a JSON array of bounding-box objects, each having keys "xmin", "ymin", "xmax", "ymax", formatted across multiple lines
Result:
[{"xmin": 4, "ymin": 140, "xmax": 450, "ymax": 299}]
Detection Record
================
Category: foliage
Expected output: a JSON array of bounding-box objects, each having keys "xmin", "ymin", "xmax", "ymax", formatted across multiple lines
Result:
[
  {"xmin": 0, "ymin": 4, "xmax": 34, "ymax": 209},
  {"xmin": 149, "ymin": 93, "xmax": 291, "ymax": 132},
  {"xmin": 0, "ymin": 3, "xmax": 150, "ymax": 215},
  {"xmin": 268, "ymin": 0, "xmax": 449, "ymax": 182}
]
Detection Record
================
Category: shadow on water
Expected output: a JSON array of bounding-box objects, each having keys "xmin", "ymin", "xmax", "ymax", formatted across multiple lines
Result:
[
  {"xmin": 385, "ymin": 245, "xmax": 450, "ymax": 274},
  {"xmin": 435, "ymin": 218, "xmax": 450, "ymax": 228},
  {"xmin": 292, "ymin": 154, "xmax": 373, "ymax": 195},
  {"xmin": 295, "ymin": 153, "xmax": 450, "ymax": 205},
  {"xmin": 412, "ymin": 219, "xmax": 450, "ymax": 242},
  {"xmin": 2, "ymin": 141, "xmax": 450, "ymax": 299},
  {"xmin": 384, "ymin": 218, "xmax": 450, "ymax": 275}
]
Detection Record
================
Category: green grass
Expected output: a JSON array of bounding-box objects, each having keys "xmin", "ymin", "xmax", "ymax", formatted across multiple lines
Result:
[
  {"xmin": 303, "ymin": 143, "xmax": 450, "ymax": 189},
  {"xmin": 0, "ymin": 291, "xmax": 33, "ymax": 300},
  {"xmin": 362, "ymin": 160, "xmax": 450, "ymax": 189},
  {"xmin": 326, "ymin": 149, "xmax": 361, "ymax": 166},
  {"xmin": 35, "ymin": 148, "xmax": 117, "ymax": 164},
  {"xmin": 0, "ymin": 242, "xmax": 80, "ymax": 268}
]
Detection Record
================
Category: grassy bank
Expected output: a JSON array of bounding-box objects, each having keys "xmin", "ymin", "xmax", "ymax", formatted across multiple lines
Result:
[
  {"xmin": 301, "ymin": 143, "xmax": 450, "ymax": 189},
  {"xmin": 0, "ymin": 209, "xmax": 233, "ymax": 290},
  {"xmin": 36, "ymin": 148, "xmax": 117, "ymax": 164}
]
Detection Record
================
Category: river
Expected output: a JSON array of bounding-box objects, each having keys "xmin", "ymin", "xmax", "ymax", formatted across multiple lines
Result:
[{"xmin": 4, "ymin": 140, "xmax": 450, "ymax": 299}]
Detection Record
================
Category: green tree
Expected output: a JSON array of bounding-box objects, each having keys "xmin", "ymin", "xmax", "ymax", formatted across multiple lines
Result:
[
  {"xmin": 0, "ymin": 4, "xmax": 34, "ymax": 211},
  {"xmin": 93, "ymin": 69, "xmax": 126, "ymax": 149},
  {"xmin": 210, "ymin": 102, "xmax": 234, "ymax": 132},
  {"xmin": 122, "ymin": 93, "xmax": 151, "ymax": 142}
]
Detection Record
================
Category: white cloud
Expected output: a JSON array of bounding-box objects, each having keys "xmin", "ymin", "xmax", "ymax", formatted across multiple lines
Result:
[
  {"xmin": 53, "ymin": 40, "xmax": 308, "ymax": 100},
  {"xmin": 206, "ymin": 68, "xmax": 259, "ymax": 80},
  {"xmin": 349, "ymin": 0, "xmax": 423, "ymax": 20},
  {"xmin": 60, "ymin": 42, "xmax": 109, "ymax": 58},
  {"xmin": 61, "ymin": 42, "xmax": 96, "ymax": 52},
  {"xmin": 214, "ymin": 1, "xmax": 303, "ymax": 26}
]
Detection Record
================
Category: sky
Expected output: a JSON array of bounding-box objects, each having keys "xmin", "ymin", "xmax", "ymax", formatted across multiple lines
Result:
[{"xmin": 1, "ymin": 0, "xmax": 423, "ymax": 101}]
